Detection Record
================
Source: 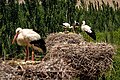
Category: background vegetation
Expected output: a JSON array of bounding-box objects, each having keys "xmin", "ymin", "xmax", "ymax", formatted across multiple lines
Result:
[{"xmin": 0, "ymin": 0, "xmax": 120, "ymax": 79}]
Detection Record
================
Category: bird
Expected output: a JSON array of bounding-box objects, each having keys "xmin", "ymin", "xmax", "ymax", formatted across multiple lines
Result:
[
  {"xmin": 63, "ymin": 22, "xmax": 77, "ymax": 33},
  {"xmin": 71, "ymin": 20, "xmax": 80, "ymax": 33},
  {"xmin": 62, "ymin": 22, "xmax": 71, "ymax": 33},
  {"xmin": 62, "ymin": 23, "xmax": 70, "ymax": 28},
  {"xmin": 81, "ymin": 21, "xmax": 96, "ymax": 40},
  {"xmin": 74, "ymin": 21, "xmax": 80, "ymax": 27},
  {"xmin": 12, "ymin": 27, "xmax": 46, "ymax": 61}
]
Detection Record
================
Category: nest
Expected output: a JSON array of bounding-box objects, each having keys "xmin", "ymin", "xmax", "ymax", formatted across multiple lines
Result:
[
  {"xmin": 44, "ymin": 43, "xmax": 114, "ymax": 79},
  {"xmin": 45, "ymin": 32, "xmax": 84, "ymax": 50},
  {"xmin": 0, "ymin": 59, "xmax": 77, "ymax": 80},
  {"xmin": 0, "ymin": 32, "xmax": 115, "ymax": 80},
  {"xmin": 44, "ymin": 32, "xmax": 115, "ymax": 79}
]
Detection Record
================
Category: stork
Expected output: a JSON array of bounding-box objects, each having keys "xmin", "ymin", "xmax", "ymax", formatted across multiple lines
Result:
[
  {"xmin": 71, "ymin": 20, "xmax": 80, "ymax": 33},
  {"xmin": 74, "ymin": 21, "xmax": 80, "ymax": 27},
  {"xmin": 81, "ymin": 21, "xmax": 96, "ymax": 40},
  {"xmin": 62, "ymin": 23, "xmax": 70, "ymax": 28},
  {"xmin": 62, "ymin": 22, "xmax": 71, "ymax": 32},
  {"xmin": 63, "ymin": 22, "xmax": 77, "ymax": 33},
  {"xmin": 12, "ymin": 27, "xmax": 46, "ymax": 61}
]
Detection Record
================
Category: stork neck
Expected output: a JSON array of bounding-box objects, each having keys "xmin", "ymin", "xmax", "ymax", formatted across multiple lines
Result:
[
  {"xmin": 82, "ymin": 21, "xmax": 86, "ymax": 26},
  {"xmin": 83, "ymin": 22, "xmax": 85, "ymax": 25},
  {"xmin": 81, "ymin": 23, "xmax": 85, "ymax": 26}
]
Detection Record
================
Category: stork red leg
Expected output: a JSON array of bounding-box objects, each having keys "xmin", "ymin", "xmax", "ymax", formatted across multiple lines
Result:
[
  {"xmin": 25, "ymin": 46, "xmax": 27, "ymax": 61},
  {"xmin": 24, "ymin": 39, "xmax": 31, "ymax": 61},
  {"xmin": 25, "ymin": 46, "xmax": 29, "ymax": 61},
  {"xmin": 27, "ymin": 46, "xmax": 29, "ymax": 61},
  {"xmin": 32, "ymin": 49, "xmax": 34, "ymax": 61}
]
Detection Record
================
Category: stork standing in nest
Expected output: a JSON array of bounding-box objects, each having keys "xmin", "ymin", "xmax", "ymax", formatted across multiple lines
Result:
[
  {"xmin": 71, "ymin": 21, "xmax": 80, "ymax": 33},
  {"xmin": 81, "ymin": 21, "xmax": 96, "ymax": 40},
  {"xmin": 63, "ymin": 21, "xmax": 79, "ymax": 33},
  {"xmin": 12, "ymin": 27, "xmax": 46, "ymax": 61},
  {"xmin": 62, "ymin": 22, "xmax": 71, "ymax": 33}
]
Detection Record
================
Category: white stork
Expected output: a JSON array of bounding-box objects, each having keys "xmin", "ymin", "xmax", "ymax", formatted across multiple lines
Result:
[
  {"xmin": 71, "ymin": 20, "xmax": 80, "ymax": 33},
  {"xmin": 62, "ymin": 22, "xmax": 70, "ymax": 32},
  {"xmin": 63, "ymin": 22, "xmax": 76, "ymax": 33},
  {"xmin": 63, "ymin": 23, "xmax": 70, "ymax": 28},
  {"xmin": 74, "ymin": 21, "xmax": 80, "ymax": 27},
  {"xmin": 81, "ymin": 21, "xmax": 96, "ymax": 40},
  {"xmin": 12, "ymin": 27, "xmax": 46, "ymax": 61}
]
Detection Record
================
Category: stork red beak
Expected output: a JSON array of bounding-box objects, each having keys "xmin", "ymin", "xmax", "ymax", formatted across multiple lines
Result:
[{"xmin": 12, "ymin": 32, "xmax": 19, "ymax": 44}]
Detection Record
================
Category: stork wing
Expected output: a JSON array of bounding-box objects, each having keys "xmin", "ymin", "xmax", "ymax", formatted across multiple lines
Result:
[
  {"xmin": 22, "ymin": 29, "xmax": 41, "ymax": 41},
  {"xmin": 85, "ymin": 29, "xmax": 96, "ymax": 40},
  {"xmin": 63, "ymin": 23, "xmax": 70, "ymax": 27},
  {"xmin": 83, "ymin": 25, "xmax": 92, "ymax": 33}
]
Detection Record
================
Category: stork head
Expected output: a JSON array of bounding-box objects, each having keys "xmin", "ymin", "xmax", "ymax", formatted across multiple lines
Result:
[
  {"xmin": 82, "ymin": 21, "xmax": 85, "ymax": 25},
  {"xmin": 12, "ymin": 27, "xmax": 22, "ymax": 44},
  {"xmin": 74, "ymin": 20, "xmax": 80, "ymax": 26},
  {"xmin": 16, "ymin": 27, "xmax": 22, "ymax": 33}
]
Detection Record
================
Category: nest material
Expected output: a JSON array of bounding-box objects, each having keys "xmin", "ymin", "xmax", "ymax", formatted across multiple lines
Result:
[
  {"xmin": 45, "ymin": 43, "xmax": 114, "ymax": 79},
  {"xmin": 45, "ymin": 32, "xmax": 84, "ymax": 50},
  {"xmin": 0, "ymin": 33, "xmax": 115, "ymax": 80},
  {"xmin": 0, "ymin": 59, "xmax": 77, "ymax": 80},
  {"xmin": 44, "ymin": 32, "xmax": 115, "ymax": 79}
]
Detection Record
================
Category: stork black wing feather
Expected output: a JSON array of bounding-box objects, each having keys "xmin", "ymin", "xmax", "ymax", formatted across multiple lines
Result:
[
  {"xmin": 30, "ymin": 39, "xmax": 46, "ymax": 53},
  {"xmin": 85, "ymin": 29, "xmax": 96, "ymax": 40}
]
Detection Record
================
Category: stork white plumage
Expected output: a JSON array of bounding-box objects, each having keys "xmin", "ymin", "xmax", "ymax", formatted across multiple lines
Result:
[
  {"xmin": 81, "ymin": 21, "xmax": 96, "ymax": 40},
  {"xmin": 63, "ymin": 22, "xmax": 77, "ymax": 33},
  {"xmin": 12, "ymin": 27, "xmax": 46, "ymax": 61},
  {"xmin": 63, "ymin": 21, "xmax": 80, "ymax": 33},
  {"xmin": 62, "ymin": 22, "xmax": 71, "ymax": 33},
  {"xmin": 63, "ymin": 23, "xmax": 70, "ymax": 28}
]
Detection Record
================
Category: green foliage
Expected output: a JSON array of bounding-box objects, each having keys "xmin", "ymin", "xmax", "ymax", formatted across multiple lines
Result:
[
  {"xmin": 104, "ymin": 48, "xmax": 120, "ymax": 80},
  {"xmin": 96, "ymin": 29, "xmax": 120, "ymax": 45}
]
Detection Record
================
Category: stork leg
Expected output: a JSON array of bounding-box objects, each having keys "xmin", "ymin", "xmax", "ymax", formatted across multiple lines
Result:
[
  {"xmin": 24, "ymin": 39, "xmax": 32, "ymax": 61},
  {"xmin": 31, "ymin": 44, "xmax": 43, "ymax": 61},
  {"xmin": 27, "ymin": 46, "xmax": 29, "ymax": 61},
  {"xmin": 72, "ymin": 26, "xmax": 75, "ymax": 33},
  {"xmin": 32, "ymin": 48, "xmax": 34, "ymax": 61},
  {"xmin": 25, "ymin": 46, "xmax": 29, "ymax": 61},
  {"xmin": 64, "ymin": 27, "xmax": 68, "ymax": 33}
]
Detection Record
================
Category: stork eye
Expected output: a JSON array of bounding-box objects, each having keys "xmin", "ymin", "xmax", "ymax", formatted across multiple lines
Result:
[{"xmin": 17, "ymin": 30, "xmax": 20, "ymax": 33}]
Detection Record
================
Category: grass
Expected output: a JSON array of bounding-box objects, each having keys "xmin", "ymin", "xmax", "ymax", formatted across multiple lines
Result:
[
  {"xmin": 105, "ymin": 48, "xmax": 120, "ymax": 80},
  {"xmin": 92, "ymin": 30, "xmax": 120, "ymax": 80}
]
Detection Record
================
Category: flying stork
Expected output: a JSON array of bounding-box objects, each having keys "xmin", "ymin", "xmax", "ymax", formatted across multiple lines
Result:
[
  {"xmin": 81, "ymin": 21, "xmax": 96, "ymax": 40},
  {"xmin": 12, "ymin": 27, "xmax": 46, "ymax": 61}
]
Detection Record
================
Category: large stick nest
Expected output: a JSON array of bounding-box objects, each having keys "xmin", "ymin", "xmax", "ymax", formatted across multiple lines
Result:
[
  {"xmin": 45, "ymin": 32, "xmax": 84, "ymax": 50},
  {"xmin": 0, "ymin": 33, "xmax": 115, "ymax": 80}
]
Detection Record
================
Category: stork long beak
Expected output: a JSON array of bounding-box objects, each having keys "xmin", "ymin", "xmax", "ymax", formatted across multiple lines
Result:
[{"xmin": 12, "ymin": 32, "xmax": 19, "ymax": 44}]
